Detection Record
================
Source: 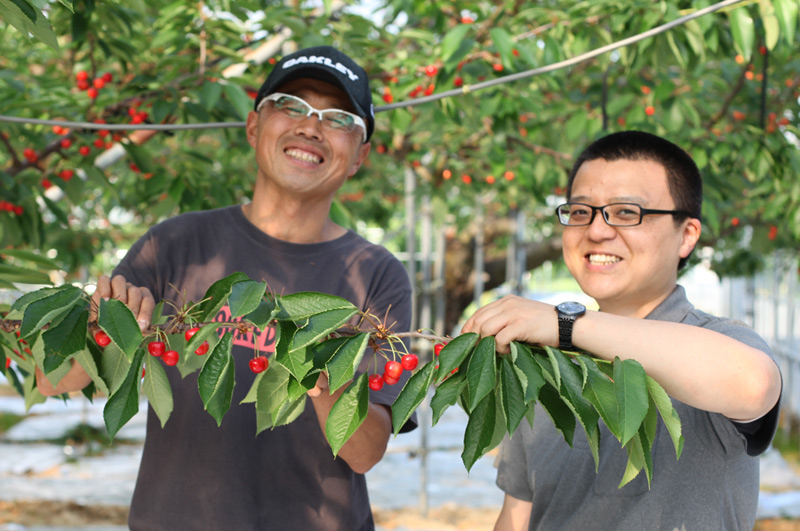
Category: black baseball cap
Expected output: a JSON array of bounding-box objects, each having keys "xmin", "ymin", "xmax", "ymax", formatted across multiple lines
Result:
[{"xmin": 254, "ymin": 45, "xmax": 375, "ymax": 142}]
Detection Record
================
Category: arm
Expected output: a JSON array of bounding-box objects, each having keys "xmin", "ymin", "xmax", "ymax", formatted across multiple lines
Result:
[
  {"xmin": 307, "ymin": 371, "xmax": 392, "ymax": 474},
  {"xmin": 36, "ymin": 274, "xmax": 155, "ymax": 396},
  {"xmin": 462, "ymin": 295, "xmax": 781, "ymax": 422},
  {"xmin": 494, "ymin": 494, "xmax": 532, "ymax": 531}
]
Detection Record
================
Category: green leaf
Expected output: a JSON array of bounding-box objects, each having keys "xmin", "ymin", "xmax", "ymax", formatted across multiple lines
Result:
[
  {"xmin": 434, "ymin": 332, "xmax": 478, "ymax": 384},
  {"xmin": 223, "ymin": 82, "xmax": 252, "ymax": 120},
  {"xmin": 582, "ymin": 358, "xmax": 621, "ymax": 439},
  {"xmin": 253, "ymin": 363, "xmax": 293, "ymax": 434},
  {"xmin": 196, "ymin": 272, "xmax": 250, "ymax": 321},
  {"xmin": 461, "ymin": 391, "xmax": 497, "ymax": 472},
  {"xmin": 228, "ymin": 279, "xmax": 267, "ymax": 318},
  {"xmin": 0, "ymin": 263, "xmax": 52, "ymax": 285},
  {"xmin": 197, "ymin": 331, "xmax": 235, "ymax": 426},
  {"xmin": 41, "ymin": 305, "xmax": 87, "ymax": 374},
  {"xmin": 441, "ymin": 23, "xmax": 472, "ymax": 62},
  {"xmin": 0, "ymin": 248, "xmax": 60, "ymax": 269},
  {"xmin": 326, "ymin": 372, "xmax": 369, "ymax": 456},
  {"xmin": 510, "ymin": 342, "xmax": 546, "ymax": 403},
  {"xmin": 104, "ymin": 348, "xmax": 145, "ymax": 440},
  {"xmin": 291, "ymin": 308, "xmax": 357, "ymax": 352},
  {"xmin": 243, "ymin": 298, "xmax": 279, "ymax": 329},
  {"xmin": 98, "ymin": 298, "xmax": 143, "ymax": 360},
  {"xmin": 774, "ymin": 0, "xmax": 798, "ymax": 46},
  {"xmin": 271, "ymin": 394, "xmax": 307, "ymax": 427},
  {"xmin": 392, "ymin": 361, "xmax": 436, "ymax": 435},
  {"xmin": 19, "ymin": 285, "xmax": 83, "ymax": 338},
  {"xmin": 466, "ymin": 336, "xmax": 497, "ymax": 412},
  {"xmin": 490, "ymin": 28, "xmax": 515, "ymax": 66},
  {"xmin": 0, "ymin": 0, "xmax": 60, "ymax": 50},
  {"xmin": 199, "ymin": 80, "xmax": 223, "ymax": 110},
  {"xmin": 646, "ymin": 375, "xmax": 684, "ymax": 459},
  {"xmin": 499, "ymin": 357, "xmax": 526, "ymax": 435},
  {"xmin": 122, "ymin": 143, "xmax": 156, "ymax": 174},
  {"xmin": 185, "ymin": 323, "xmax": 223, "ymax": 357},
  {"xmin": 10, "ymin": 286, "xmax": 61, "ymax": 314},
  {"xmin": 275, "ymin": 292, "xmax": 357, "ymax": 321},
  {"xmin": 100, "ymin": 342, "xmax": 132, "ymax": 397},
  {"xmin": 430, "ymin": 369, "xmax": 467, "ymax": 426},
  {"xmin": 538, "ymin": 383, "xmax": 575, "ymax": 446},
  {"xmin": 535, "ymin": 346, "xmax": 561, "ymax": 390},
  {"xmin": 143, "ymin": 354, "xmax": 174, "ymax": 428},
  {"xmin": 728, "ymin": 5, "xmax": 755, "ymax": 60},
  {"xmin": 75, "ymin": 346, "xmax": 109, "ymax": 396},
  {"xmin": 274, "ymin": 321, "xmax": 315, "ymax": 383},
  {"xmin": 549, "ymin": 348, "xmax": 600, "ymax": 456},
  {"xmin": 758, "ymin": 0, "xmax": 780, "ymax": 50},
  {"xmin": 325, "ymin": 333, "xmax": 370, "ymax": 393},
  {"xmin": 613, "ymin": 357, "xmax": 649, "ymax": 446},
  {"xmin": 618, "ymin": 429, "xmax": 648, "ymax": 488}
]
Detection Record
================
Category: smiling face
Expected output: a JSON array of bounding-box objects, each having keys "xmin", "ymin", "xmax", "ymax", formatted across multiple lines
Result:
[
  {"xmin": 562, "ymin": 158, "xmax": 701, "ymax": 318},
  {"xmin": 245, "ymin": 77, "xmax": 370, "ymax": 202}
]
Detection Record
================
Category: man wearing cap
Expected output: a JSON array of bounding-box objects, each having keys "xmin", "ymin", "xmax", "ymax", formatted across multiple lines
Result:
[{"xmin": 37, "ymin": 45, "xmax": 414, "ymax": 530}]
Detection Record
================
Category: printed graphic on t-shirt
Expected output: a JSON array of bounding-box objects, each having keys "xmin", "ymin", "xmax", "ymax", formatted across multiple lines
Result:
[{"xmin": 213, "ymin": 304, "xmax": 277, "ymax": 353}]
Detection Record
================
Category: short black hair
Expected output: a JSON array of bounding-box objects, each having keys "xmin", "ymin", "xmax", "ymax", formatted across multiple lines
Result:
[{"xmin": 566, "ymin": 131, "xmax": 702, "ymax": 270}]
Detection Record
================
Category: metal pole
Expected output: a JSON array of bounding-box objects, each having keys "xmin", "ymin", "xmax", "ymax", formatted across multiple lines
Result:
[
  {"xmin": 404, "ymin": 167, "xmax": 418, "ymax": 333},
  {"xmin": 515, "ymin": 209, "xmax": 527, "ymax": 295},
  {"xmin": 417, "ymin": 193, "xmax": 433, "ymax": 516}
]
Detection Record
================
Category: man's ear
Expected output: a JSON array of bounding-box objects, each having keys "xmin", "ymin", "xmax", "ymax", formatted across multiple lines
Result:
[
  {"xmin": 348, "ymin": 141, "xmax": 371, "ymax": 177},
  {"xmin": 679, "ymin": 217, "xmax": 702, "ymax": 259},
  {"xmin": 245, "ymin": 110, "xmax": 260, "ymax": 149}
]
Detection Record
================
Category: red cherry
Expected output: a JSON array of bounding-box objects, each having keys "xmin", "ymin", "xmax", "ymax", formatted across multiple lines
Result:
[
  {"xmin": 194, "ymin": 341, "xmax": 209, "ymax": 356},
  {"xmin": 424, "ymin": 84, "xmax": 435, "ymax": 96},
  {"xmin": 59, "ymin": 169, "xmax": 74, "ymax": 181},
  {"xmin": 93, "ymin": 78, "xmax": 105, "ymax": 89},
  {"xmin": 249, "ymin": 356, "xmax": 268, "ymax": 373},
  {"xmin": 382, "ymin": 92, "xmax": 394, "ymax": 103},
  {"xmin": 434, "ymin": 342, "xmax": 447, "ymax": 356},
  {"xmin": 5, "ymin": 357, "xmax": 11, "ymax": 369},
  {"xmin": 383, "ymin": 374, "xmax": 400, "ymax": 385},
  {"xmin": 79, "ymin": 146, "xmax": 91, "ymax": 156},
  {"xmin": 645, "ymin": 105, "xmax": 655, "ymax": 116},
  {"xmin": 87, "ymin": 87, "xmax": 98, "ymax": 99},
  {"xmin": 102, "ymin": 72, "xmax": 113, "ymax": 83},
  {"xmin": 185, "ymin": 327, "xmax": 199, "ymax": 342},
  {"xmin": 77, "ymin": 79, "xmax": 90, "ymax": 91},
  {"xmin": 60, "ymin": 139, "xmax": 72, "ymax": 149},
  {"xmin": 148, "ymin": 341, "xmax": 166, "ymax": 357},
  {"xmin": 141, "ymin": 367, "xmax": 146, "ymax": 378},
  {"xmin": 163, "ymin": 350, "xmax": 179, "ymax": 366},
  {"xmin": 368, "ymin": 374, "xmax": 384, "ymax": 391},
  {"xmin": 93, "ymin": 138, "xmax": 105, "ymax": 148},
  {"xmin": 23, "ymin": 148, "xmax": 37, "ymax": 161},
  {"xmin": 401, "ymin": 354, "xmax": 419, "ymax": 371},
  {"xmin": 453, "ymin": 76, "xmax": 463, "ymax": 87},
  {"xmin": 424, "ymin": 65, "xmax": 438, "ymax": 77},
  {"xmin": 75, "ymin": 70, "xmax": 88, "ymax": 82},
  {"xmin": 94, "ymin": 330, "xmax": 111, "ymax": 347},
  {"xmin": 493, "ymin": 63, "xmax": 504, "ymax": 72},
  {"xmin": 384, "ymin": 360, "xmax": 403, "ymax": 379}
]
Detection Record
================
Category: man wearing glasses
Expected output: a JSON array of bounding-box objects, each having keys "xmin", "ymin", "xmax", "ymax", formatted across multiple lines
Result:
[
  {"xmin": 464, "ymin": 131, "xmax": 782, "ymax": 530},
  {"xmin": 37, "ymin": 46, "xmax": 414, "ymax": 530}
]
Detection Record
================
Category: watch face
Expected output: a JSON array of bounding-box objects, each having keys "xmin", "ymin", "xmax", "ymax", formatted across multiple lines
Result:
[{"xmin": 557, "ymin": 301, "xmax": 586, "ymax": 316}]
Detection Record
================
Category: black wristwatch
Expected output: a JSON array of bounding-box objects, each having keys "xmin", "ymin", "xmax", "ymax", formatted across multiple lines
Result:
[{"xmin": 555, "ymin": 301, "xmax": 586, "ymax": 351}]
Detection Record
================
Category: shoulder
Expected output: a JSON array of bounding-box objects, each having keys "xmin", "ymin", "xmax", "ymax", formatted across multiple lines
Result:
[{"xmin": 148, "ymin": 206, "xmax": 241, "ymax": 234}]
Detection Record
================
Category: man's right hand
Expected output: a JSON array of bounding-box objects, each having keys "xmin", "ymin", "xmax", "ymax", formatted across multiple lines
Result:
[{"xmin": 36, "ymin": 274, "xmax": 155, "ymax": 396}]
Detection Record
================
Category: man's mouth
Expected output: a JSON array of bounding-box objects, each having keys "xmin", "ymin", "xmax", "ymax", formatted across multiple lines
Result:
[
  {"xmin": 285, "ymin": 148, "xmax": 323, "ymax": 164},
  {"xmin": 588, "ymin": 253, "xmax": 621, "ymax": 266}
]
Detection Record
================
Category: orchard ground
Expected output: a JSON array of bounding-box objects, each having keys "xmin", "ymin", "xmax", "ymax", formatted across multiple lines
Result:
[{"xmin": 0, "ymin": 384, "xmax": 799, "ymax": 531}]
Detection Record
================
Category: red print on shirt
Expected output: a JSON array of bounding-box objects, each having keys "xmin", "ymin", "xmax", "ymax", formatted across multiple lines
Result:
[{"xmin": 213, "ymin": 305, "xmax": 276, "ymax": 354}]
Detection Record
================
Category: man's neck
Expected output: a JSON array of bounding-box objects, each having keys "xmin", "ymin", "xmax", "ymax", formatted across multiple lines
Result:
[{"xmin": 241, "ymin": 201, "xmax": 346, "ymax": 244}]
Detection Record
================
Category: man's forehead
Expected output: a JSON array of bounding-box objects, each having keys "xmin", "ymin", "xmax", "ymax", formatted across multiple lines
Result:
[{"xmin": 275, "ymin": 78, "xmax": 353, "ymax": 109}]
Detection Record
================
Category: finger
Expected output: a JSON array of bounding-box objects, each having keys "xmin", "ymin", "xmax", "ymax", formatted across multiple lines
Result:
[
  {"xmin": 135, "ymin": 287, "xmax": 156, "ymax": 332},
  {"xmin": 90, "ymin": 275, "xmax": 113, "ymax": 321},
  {"xmin": 110, "ymin": 275, "xmax": 130, "ymax": 304}
]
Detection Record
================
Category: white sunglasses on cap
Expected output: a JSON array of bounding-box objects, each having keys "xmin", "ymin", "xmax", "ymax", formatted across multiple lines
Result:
[{"xmin": 256, "ymin": 93, "xmax": 367, "ymax": 143}]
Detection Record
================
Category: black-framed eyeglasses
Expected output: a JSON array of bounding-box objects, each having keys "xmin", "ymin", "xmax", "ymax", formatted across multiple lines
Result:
[{"xmin": 556, "ymin": 202, "xmax": 693, "ymax": 227}]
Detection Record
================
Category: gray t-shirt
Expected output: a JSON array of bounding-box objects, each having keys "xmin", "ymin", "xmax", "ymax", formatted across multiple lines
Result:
[
  {"xmin": 114, "ymin": 205, "xmax": 416, "ymax": 530},
  {"xmin": 495, "ymin": 285, "xmax": 780, "ymax": 531}
]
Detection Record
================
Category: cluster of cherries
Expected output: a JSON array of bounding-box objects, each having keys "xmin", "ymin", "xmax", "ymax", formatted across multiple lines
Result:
[
  {"xmin": 94, "ymin": 326, "xmax": 268, "ymax": 374},
  {"xmin": 75, "ymin": 70, "xmax": 113, "ymax": 100},
  {"xmin": 367, "ymin": 341, "xmax": 450, "ymax": 391},
  {"xmin": 0, "ymin": 200, "xmax": 23, "ymax": 216}
]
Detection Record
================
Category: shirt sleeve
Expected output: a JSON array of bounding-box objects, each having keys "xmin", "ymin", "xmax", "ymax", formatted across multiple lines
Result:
[{"xmin": 495, "ymin": 427, "xmax": 534, "ymax": 502}]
